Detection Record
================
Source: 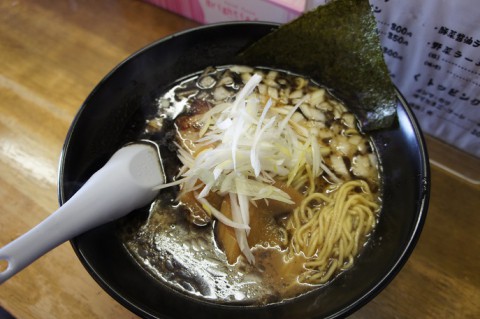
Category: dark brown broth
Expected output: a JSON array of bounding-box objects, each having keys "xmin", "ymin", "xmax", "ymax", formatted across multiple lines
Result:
[{"xmin": 121, "ymin": 65, "xmax": 381, "ymax": 305}]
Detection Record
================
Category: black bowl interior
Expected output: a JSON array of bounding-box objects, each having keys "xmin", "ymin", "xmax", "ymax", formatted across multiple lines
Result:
[{"xmin": 59, "ymin": 22, "xmax": 430, "ymax": 319}]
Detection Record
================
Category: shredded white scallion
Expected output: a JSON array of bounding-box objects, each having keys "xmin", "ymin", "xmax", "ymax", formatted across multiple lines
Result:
[{"xmin": 160, "ymin": 72, "xmax": 332, "ymax": 264}]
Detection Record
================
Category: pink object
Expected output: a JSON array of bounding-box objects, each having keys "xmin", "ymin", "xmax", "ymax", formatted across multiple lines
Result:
[
  {"xmin": 144, "ymin": 0, "xmax": 321, "ymax": 24},
  {"xmin": 146, "ymin": 0, "xmax": 205, "ymax": 22}
]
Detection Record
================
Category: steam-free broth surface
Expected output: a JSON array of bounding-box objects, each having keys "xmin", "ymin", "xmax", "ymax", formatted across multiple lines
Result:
[{"xmin": 122, "ymin": 66, "xmax": 381, "ymax": 305}]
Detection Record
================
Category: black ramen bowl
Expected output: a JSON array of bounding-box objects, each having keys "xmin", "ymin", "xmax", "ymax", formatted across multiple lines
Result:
[{"xmin": 59, "ymin": 22, "xmax": 430, "ymax": 319}]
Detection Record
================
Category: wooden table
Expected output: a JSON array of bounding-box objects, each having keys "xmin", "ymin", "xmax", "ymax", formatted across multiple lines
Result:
[{"xmin": 0, "ymin": 1, "xmax": 479, "ymax": 318}]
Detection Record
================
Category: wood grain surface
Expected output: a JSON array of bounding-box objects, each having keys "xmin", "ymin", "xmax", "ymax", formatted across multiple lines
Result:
[{"xmin": 0, "ymin": 1, "xmax": 479, "ymax": 318}]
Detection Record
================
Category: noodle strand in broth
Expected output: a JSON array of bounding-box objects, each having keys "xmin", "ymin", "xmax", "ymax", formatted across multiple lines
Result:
[{"xmin": 288, "ymin": 180, "xmax": 378, "ymax": 284}]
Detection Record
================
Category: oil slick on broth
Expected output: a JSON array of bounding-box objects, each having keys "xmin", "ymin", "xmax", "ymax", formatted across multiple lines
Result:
[{"xmin": 121, "ymin": 65, "xmax": 382, "ymax": 305}]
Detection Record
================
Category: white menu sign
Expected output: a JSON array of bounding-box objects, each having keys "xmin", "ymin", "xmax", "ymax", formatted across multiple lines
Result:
[{"xmin": 371, "ymin": 0, "xmax": 480, "ymax": 158}]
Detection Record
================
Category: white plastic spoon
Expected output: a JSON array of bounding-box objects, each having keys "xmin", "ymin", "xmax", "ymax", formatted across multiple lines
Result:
[{"xmin": 0, "ymin": 142, "xmax": 165, "ymax": 284}]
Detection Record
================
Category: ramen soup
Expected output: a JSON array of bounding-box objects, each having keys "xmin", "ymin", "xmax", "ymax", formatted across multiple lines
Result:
[{"xmin": 122, "ymin": 66, "xmax": 381, "ymax": 305}]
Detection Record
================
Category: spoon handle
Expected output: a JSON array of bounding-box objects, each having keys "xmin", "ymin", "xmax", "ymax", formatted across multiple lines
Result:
[
  {"xmin": 0, "ymin": 203, "xmax": 87, "ymax": 284},
  {"xmin": 0, "ymin": 143, "xmax": 164, "ymax": 284}
]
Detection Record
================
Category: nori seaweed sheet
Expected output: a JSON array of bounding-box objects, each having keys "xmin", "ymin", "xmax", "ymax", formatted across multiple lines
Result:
[{"xmin": 240, "ymin": 0, "xmax": 397, "ymax": 131}]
